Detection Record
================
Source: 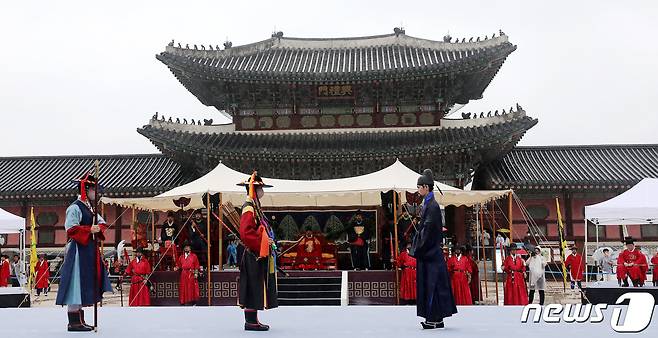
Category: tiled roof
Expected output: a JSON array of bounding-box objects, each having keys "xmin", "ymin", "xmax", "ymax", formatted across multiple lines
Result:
[
  {"xmin": 475, "ymin": 145, "xmax": 658, "ymax": 190},
  {"xmin": 139, "ymin": 110, "xmax": 537, "ymax": 163},
  {"xmin": 0, "ymin": 154, "xmax": 194, "ymax": 200},
  {"xmin": 157, "ymin": 31, "xmax": 515, "ymax": 84}
]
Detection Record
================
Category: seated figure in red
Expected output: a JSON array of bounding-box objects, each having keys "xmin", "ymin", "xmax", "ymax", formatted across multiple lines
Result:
[
  {"xmin": 617, "ymin": 237, "xmax": 648, "ymax": 287},
  {"xmin": 294, "ymin": 230, "xmax": 323, "ymax": 270}
]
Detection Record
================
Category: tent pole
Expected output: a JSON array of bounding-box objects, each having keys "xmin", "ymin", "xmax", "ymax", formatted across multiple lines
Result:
[
  {"xmin": 508, "ymin": 191, "xmax": 513, "ymax": 241},
  {"xmin": 479, "ymin": 204, "xmax": 488, "ymax": 300},
  {"xmin": 393, "ymin": 191, "xmax": 400, "ymax": 305},
  {"xmin": 151, "ymin": 210, "xmax": 155, "ymax": 246},
  {"xmin": 207, "ymin": 192, "xmax": 211, "ymax": 306},
  {"xmin": 585, "ymin": 218, "xmax": 589, "ymax": 284},
  {"xmin": 218, "ymin": 193, "xmax": 223, "ymax": 272},
  {"xmin": 131, "ymin": 205, "xmax": 136, "ymax": 258},
  {"xmin": 491, "ymin": 201, "xmax": 499, "ymax": 305}
]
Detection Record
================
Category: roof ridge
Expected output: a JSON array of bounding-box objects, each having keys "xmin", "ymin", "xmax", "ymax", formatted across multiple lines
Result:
[
  {"xmin": 513, "ymin": 144, "xmax": 658, "ymax": 150},
  {"xmin": 0, "ymin": 153, "xmax": 166, "ymax": 161}
]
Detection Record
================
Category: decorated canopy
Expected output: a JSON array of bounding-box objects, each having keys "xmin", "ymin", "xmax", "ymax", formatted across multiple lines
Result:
[{"xmin": 102, "ymin": 160, "xmax": 511, "ymax": 211}]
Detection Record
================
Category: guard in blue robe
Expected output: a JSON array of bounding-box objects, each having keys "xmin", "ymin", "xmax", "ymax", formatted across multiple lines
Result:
[
  {"xmin": 411, "ymin": 169, "xmax": 457, "ymax": 329},
  {"xmin": 55, "ymin": 173, "xmax": 113, "ymax": 332}
]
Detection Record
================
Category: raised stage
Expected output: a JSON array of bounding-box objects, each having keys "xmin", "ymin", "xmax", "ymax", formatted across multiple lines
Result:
[
  {"xmin": 583, "ymin": 281, "xmax": 658, "ymax": 304},
  {"xmin": 148, "ymin": 270, "xmax": 396, "ymax": 306},
  {"xmin": 1, "ymin": 305, "xmax": 656, "ymax": 337},
  {"xmin": 0, "ymin": 287, "xmax": 30, "ymax": 308}
]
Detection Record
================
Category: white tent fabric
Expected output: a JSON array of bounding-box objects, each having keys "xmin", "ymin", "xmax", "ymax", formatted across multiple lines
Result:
[
  {"xmin": 102, "ymin": 160, "xmax": 511, "ymax": 211},
  {"xmin": 585, "ymin": 178, "xmax": 658, "ymax": 225},
  {"xmin": 0, "ymin": 208, "xmax": 25, "ymax": 234}
]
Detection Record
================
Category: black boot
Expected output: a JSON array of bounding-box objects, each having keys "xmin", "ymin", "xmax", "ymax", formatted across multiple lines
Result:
[
  {"xmin": 79, "ymin": 310, "xmax": 95, "ymax": 330},
  {"xmin": 67, "ymin": 312, "xmax": 93, "ymax": 332},
  {"xmin": 421, "ymin": 320, "xmax": 444, "ymax": 329},
  {"xmin": 528, "ymin": 290, "xmax": 535, "ymax": 304},
  {"xmin": 244, "ymin": 310, "xmax": 269, "ymax": 331},
  {"xmin": 539, "ymin": 290, "xmax": 545, "ymax": 305}
]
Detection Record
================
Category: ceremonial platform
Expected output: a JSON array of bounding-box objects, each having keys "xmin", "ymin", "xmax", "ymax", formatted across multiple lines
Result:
[
  {"xmin": 583, "ymin": 280, "xmax": 658, "ymax": 304},
  {"xmin": 148, "ymin": 270, "xmax": 396, "ymax": 306},
  {"xmin": 1, "ymin": 305, "xmax": 655, "ymax": 337},
  {"xmin": 0, "ymin": 287, "xmax": 30, "ymax": 308}
]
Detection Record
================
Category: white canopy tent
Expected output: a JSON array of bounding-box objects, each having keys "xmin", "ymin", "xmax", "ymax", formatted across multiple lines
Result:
[
  {"xmin": 0, "ymin": 208, "xmax": 25, "ymax": 235},
  {"xmin": 585, "ymin": 178, "xmax": 658, "ymax": 226},
  {"xmin": 102, "ymin": 160, "xmax": 511, "ymax": 211},
  {"xmin": 584, "ymin": 178, "xmax": 658, "ymax": 282},
  {"xmin": 0, "ymin": 208, "xmax": 27, "ymax": 286}
]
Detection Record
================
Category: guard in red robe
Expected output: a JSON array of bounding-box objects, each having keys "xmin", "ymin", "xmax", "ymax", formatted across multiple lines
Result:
[
  {"xmin": 0, "ymin": 255, "xmax": 10, "ymax": 287},
  {"xmin": 617, "ymin": 237, "xmax": 648, "ymax": 287},
  {"xmin": 564, "ymin": 246, "xmax": 585, "ymax": 289},
  {"xmin": 503, "ymin": 246, "xmax": 528, "ymax": 305},
  {"xmin": 175, "ymin": 242, "xmax": 200, "ymax": 305},
  {"xmin": 464, "ymin": 245, "xmax": 481, "ymax": 303},
  {"xmin": 396, "ymin": 244, "xmax": 417, "ymax": 304},
  {"xmin": 125, "ymin": 248, "xmax": 152, "ymax": 306},
  {"xmin": 651, "ymin": 251, "xmax": 658, "ymax": 286},
  {"xmin": 35, "ymin": 254, "xmax": 50, "ymax": 296},
  {"xmin": 237, "ymin": 172, "xmax": 278, "ymax": 331},
  {"xmin": 294, "ymin": 230, "xmax": 322, "ymax": 270},
  {"xmin": 447, "ymin": 246, "xmax": 473, "ymax": 305}
]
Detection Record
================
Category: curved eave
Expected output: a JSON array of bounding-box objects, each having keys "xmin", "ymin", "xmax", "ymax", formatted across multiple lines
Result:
[
  {"xmin": 156, "ymin": 43, "xmax": 515, "ymax": 85},
  {"xmin": 137, "ymin": 116, "xmax": 537, "ymax": 161}
]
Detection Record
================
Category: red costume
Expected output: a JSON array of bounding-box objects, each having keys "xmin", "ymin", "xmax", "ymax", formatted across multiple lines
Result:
[
  {"xmin": 35, "ymin": 260, "xmax": 50, "ymax": 289},
  {"xmin": 564, "ymin": 253, "xmax": 585, "ymax": 281},
  {"xmin": 617, "ymin": 249, "xmax": 648, "ymax": 285},
  {"xmin": 0, "ymin": 259, "xmax": 9, "ymax": 287},
  {"xmin": 125, "ymin": 257, "xmax": 152, "ymax": 306},
  {"xmin": 294, "ymin": 234, "xmax": 322, "ymax": 270},
  {"xmin": 652, "ymin": 255, "xmax": 658, "ymax": 282},
  {"xmin": 465, "ymin": 252, "xmax": 481, "ymax": 302},
  {"xmin": 176, "ymin": 252, "xmax": 200, "ymax": 305},
  {"xmin": 448, "ymin": 255, "xmax": 472, "ymax": 305},
  {"xmin": 396, "ymin": 250, "xmax": 417, "ymax": 301},
  {"xmin": 503, "ymin": 255, "xmax": 528, "ymax": 305}
]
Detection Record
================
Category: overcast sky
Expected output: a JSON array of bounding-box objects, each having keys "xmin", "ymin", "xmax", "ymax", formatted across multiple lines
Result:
[{"xmin": 1, "ymin": 0, "xmax": 657, "ymax": 157}]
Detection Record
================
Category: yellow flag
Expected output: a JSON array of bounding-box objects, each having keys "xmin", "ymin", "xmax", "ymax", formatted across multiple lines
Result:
[
  {"xmin": 555, "ymin": 198, "xmax": 568, "ymax": 290},
  {"xmin": 27, "ymin": 207, "xmax": 38, "ymax": 290}
]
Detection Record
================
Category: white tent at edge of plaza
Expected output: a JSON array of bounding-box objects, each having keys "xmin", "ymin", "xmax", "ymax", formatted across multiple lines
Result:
[
  {"xmin": 101, "ymin": 159, "xmax": 511, "ymax": 211},
  {"xmin": 585, "ymin": 178, "xmax": 658, "ymax": 226},
  {"xmin": 0, "ymin": 208, "xmax": 25, "ymax": 234},
  {"xmin": 583, "ymin": 178, "xmax": 658, "ymax": 282}
]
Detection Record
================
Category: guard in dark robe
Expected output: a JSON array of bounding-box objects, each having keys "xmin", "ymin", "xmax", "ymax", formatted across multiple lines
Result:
[
  {"xmin": 381, "ymin": 219, "xmax": 395, "ymax": 270},
  {"xmin": 237, "ymin": 172, "xmax": 278, "ymax": 331},
  {"xmin": 397, "ymin": 209, "xmax": 415, "ymax": 248},
  {"xmin": 188, "ymin": 209, "xmax": 208, "ymax": 269},
  {"xmin": 347, "ymin": 211, "xmax": 370, "ymax": 270},
  {"xmin": 55, "ymin": 173, "xmax": 113, "ymax": 332},
  {"xmin": 160, "ymin": 211, "xmax": 178, "ymax": 271},
  {"xmin": 411, "ymin": 169, "xmax": 457, "ymax": 330}
]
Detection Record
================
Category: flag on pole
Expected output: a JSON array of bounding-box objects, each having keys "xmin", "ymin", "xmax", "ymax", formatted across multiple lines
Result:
[
  {"xmin": 27, "ymin": 207, "xmax": 38, "ymax": 290},
  {"xmin": 555, "ymin": 198, "xmax": 568, "ymax": 290}
]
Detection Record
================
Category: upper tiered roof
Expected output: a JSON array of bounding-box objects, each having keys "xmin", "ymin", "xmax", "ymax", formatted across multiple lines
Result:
[{"xmin": 158, "ymin": 29, "xmax": 515, "ymax": 84}]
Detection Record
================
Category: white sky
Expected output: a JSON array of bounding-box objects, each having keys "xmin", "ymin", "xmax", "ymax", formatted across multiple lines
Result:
[{"xmin": 1, "ymin": 0, "xmax": 657, "ymax": 156}]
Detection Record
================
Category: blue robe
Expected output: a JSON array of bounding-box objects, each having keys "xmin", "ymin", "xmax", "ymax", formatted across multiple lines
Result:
[
  {"xmin": 412, "ymin": 193, "xmax": 457, "ymax": 322},
  {"xmin": 56, "ymin": 200, "xmax": 112, "ymax": 306}
]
